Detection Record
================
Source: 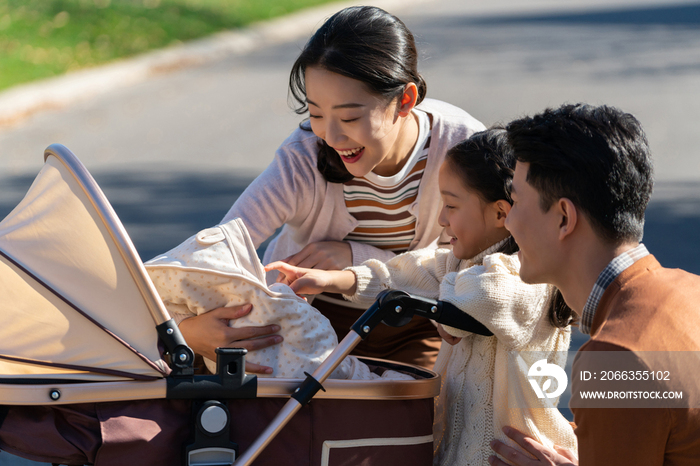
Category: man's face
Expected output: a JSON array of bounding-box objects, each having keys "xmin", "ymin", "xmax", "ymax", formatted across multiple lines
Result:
[{"xmin": 505, "ymin": 162, "xmax": 561, "ymax": 285}]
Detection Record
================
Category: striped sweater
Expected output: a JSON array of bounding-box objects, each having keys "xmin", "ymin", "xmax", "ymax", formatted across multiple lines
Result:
[{"xmin": 344, "ymin": 111, "xmax": 431, "ymax": 252}]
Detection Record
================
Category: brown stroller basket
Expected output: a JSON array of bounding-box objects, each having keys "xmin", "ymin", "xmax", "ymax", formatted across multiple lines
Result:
[{"xmin": 0, "ymin": 145, "xmax": 488, "ymax": 466}]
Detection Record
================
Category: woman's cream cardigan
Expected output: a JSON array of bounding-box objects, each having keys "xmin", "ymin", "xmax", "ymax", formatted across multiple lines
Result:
[{"xmin": 344, "ymin": 243, "xmax": 577, "ymax": 465}]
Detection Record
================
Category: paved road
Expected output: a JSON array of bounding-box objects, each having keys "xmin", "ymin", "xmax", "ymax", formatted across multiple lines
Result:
[
  {"xmin": 2, "ymin": 0, "xmax": 698, "ymax": 269},
  {"xmin": 2, "ymin": 0, "xmax": 700, "ymax": 178},
  {"xmin": 1, "ymin": 0, "xmax": 699, "ymax": 463},
  {"xmin": 1, "ymin": 0, "xmax": 699, "ymax": 259}
]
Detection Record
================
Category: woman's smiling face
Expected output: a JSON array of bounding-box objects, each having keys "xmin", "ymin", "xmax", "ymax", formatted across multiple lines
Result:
[{"xmin": 304, "ymin": 66, "xmax": 414, "ymax": 178}]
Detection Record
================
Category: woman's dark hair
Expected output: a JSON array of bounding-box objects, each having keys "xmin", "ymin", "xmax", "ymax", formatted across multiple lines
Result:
[
  {"xmin": 446, "ymin": 128, "xmax": 574, "ymax": 328},
  {"xmin": 289, "ymin": 6, "xmax": 427, "ymax": 183}
]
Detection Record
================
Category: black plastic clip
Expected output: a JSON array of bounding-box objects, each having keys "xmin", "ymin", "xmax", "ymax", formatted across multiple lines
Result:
[{"xmin": 291, "ymin": 372, "xmax": 326, "ymax": 407}]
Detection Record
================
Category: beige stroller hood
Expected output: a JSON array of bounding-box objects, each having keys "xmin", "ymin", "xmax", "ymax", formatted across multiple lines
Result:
[{"xmin": 0, "ymin": 144, "xmax": 171, "ymax": 404}]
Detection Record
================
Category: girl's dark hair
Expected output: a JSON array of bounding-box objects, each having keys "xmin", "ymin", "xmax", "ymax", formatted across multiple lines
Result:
[
  {"xmin": 446, "ymin": 128, "xmax": 574, "ymax": 328},
  {"xmin": 548, "ymin": 287, "xmax": 577, "ymax": 329},
  {"xmin": 446, "ymin": 128, "xmax": 517, "ymax": 256},
  {"xmin": 289, "ymin": 6, "xmax": 427, "ymax": 183}
]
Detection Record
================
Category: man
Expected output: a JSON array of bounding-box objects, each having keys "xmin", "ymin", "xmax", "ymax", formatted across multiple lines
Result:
[{"xmin": 489, "ymin": 103, "xmax": 700, "ymax": 465}]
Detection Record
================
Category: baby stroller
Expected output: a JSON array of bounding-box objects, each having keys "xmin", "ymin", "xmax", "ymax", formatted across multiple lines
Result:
[{"xmin": 0, "ymin": 145, "xmax": 488, "ymax": 466}]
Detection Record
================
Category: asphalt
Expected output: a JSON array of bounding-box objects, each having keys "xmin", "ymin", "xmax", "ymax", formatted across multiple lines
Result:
[
  {"xmin": 1, "ymin": 0, "xmax": 698, "ymax": 264},
  {"xmin": 2, "ymin": 0, "xmax": 700, "ymax": 180},
  {"xmin": 1, "ymin": 0, "xmax": 700, "ymax": 463}
]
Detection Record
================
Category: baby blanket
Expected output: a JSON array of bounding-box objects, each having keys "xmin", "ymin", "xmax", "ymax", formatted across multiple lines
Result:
[{"xmin": 145, "ymin": 218, "xmax": 411, "ymax": 381}]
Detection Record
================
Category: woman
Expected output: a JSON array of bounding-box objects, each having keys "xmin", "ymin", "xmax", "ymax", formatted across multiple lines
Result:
[{"xmin": 180, "ymin": 6, "xmax": 485, "ymax": 369}]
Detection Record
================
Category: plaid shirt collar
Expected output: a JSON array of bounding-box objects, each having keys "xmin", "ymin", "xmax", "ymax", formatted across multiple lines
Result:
[{"xmin": 579, "ymin": 243, "xmax": 650, "ymax": 335}]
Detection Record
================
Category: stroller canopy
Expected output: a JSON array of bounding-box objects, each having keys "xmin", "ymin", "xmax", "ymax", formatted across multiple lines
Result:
[{"xmin": 0, "ymin": 145, "xmax": 170, "ymax": 385}]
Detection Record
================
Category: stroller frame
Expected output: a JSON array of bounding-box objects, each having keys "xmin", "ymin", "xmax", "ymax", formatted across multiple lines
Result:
[{"xmin": 0, "ymin": 145, "xmax": 489, "ymax": 466}]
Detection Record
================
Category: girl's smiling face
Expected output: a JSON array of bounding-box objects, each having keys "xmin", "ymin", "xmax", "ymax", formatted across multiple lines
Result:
[
  {"xmin": 438, "ymin": 160, "xmax": 512, "ymax": 260},
  {"xmin": 304, "ymin": 66, "xmax": 418, "ymax": 178}
]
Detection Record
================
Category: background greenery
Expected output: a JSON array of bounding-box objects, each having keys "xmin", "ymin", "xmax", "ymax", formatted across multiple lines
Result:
[{"xmin": 0, "ymin": 0, "xmax": 336, "ymax": 92}]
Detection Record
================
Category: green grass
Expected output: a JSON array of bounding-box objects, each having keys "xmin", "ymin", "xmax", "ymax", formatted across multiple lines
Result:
[{"xmin": 0, "ymin": 0, "xmax": 337, "ymax": 91}]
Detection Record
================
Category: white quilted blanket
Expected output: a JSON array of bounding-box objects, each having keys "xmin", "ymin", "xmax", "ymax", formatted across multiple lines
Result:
[{"xmin": 145, "ymin": 218, "xmax": 412, "ymax": 381}]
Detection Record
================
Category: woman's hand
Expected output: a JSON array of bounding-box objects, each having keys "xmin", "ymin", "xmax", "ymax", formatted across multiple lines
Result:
[
  {"xmin": 437, "ymin": 323, "xmax": 463, "ymax": 345},
  {"xmin": 265, "ymin": 261, "xmax": 357, "ymax": 296},
  {"xmin": 489, "ymin": 426, "xmax": 578, "ymax": 466},
  {"xmin": 283, "ymin": 241, "xmax": 353, "ymax": 270},
  {"xmin": 178, "ymin": 304, "xmax": 283, "ymax": 375}
]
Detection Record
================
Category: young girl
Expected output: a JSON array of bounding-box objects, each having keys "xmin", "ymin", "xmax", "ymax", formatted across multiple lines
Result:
[
  {"xmin": 179, "ymin": 5, "xmax": 485, "ymax": 370},
  {"xmin": 266, "ymin": 129, "xmax": 577, "ymax": 465}
]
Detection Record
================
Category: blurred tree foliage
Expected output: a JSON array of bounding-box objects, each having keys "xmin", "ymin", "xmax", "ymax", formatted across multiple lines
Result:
[{"xmin": 0, "ymin": 0, "xmax": 334, "ymax": 91}]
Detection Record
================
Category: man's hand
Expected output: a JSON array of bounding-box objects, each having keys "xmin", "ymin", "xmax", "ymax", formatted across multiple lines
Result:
[{"xmin": 489, "ymin": 426, "xmax": 577, "ymax": 466}]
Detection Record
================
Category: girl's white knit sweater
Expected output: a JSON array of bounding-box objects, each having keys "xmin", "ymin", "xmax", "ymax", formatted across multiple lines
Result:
[{"xmin": 344, "ymin": 242, "xmax": 577, "ymax": 465}]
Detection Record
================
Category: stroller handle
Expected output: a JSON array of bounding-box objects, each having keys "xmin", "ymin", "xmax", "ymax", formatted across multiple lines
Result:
[
  {"xmin": 353, "ymin": 289, "xmax": 493, "ymax": 337},
  {"xmin": 232, "ymin": 289, "xmax": 491, "ymax": 466}
]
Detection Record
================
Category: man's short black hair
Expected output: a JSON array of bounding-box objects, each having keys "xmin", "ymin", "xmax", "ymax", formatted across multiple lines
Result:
[{"xmin": 506, "ymin": 103, "xmax": 654, "ymax": 244}]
